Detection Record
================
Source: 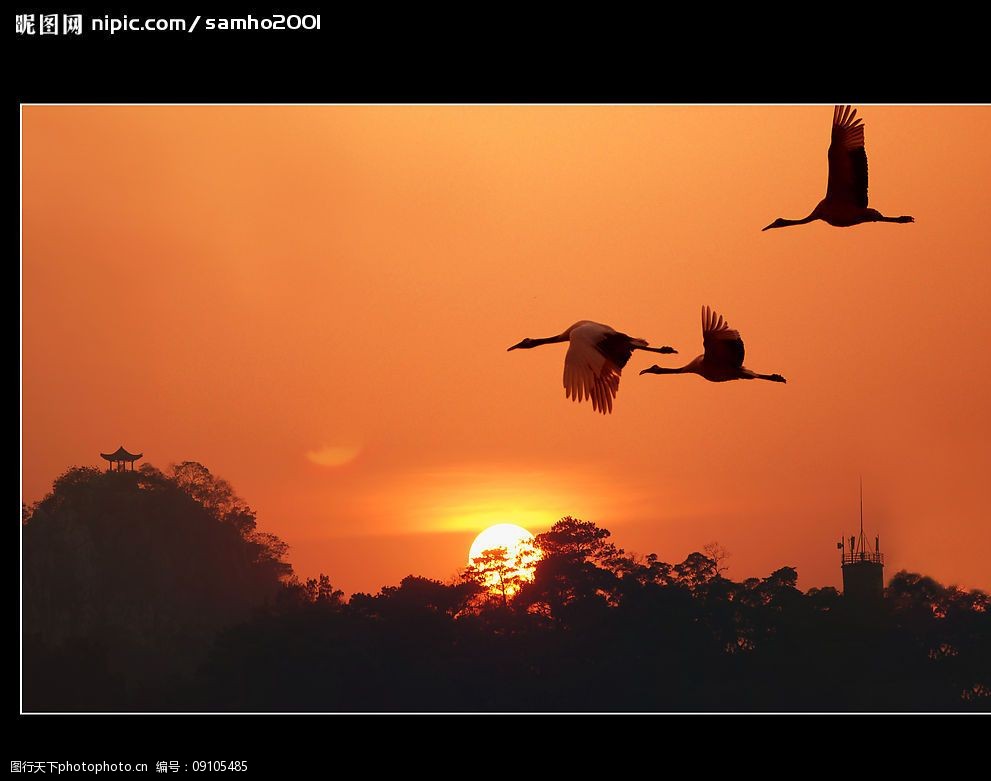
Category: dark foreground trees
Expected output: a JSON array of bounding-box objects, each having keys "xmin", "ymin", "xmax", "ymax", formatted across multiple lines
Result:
[
  {"xmin": 22, "ymin": 463, "xmax": 293, "ymax": 710},
  {"xmin": 22, "ymin": 468, "xmax": 990, "ymax": 712},
  {"xmin": 197, "ymin": 517, "xmax": 988, "ymax": 712}
]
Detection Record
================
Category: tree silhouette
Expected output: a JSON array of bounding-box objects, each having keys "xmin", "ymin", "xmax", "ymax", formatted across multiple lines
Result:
[
  {"xmin": 21, "ymin": 479, "xmax": 991, "ymax": 712},
  {"xmin": 285, "ymin": 574, "xmax": 346, "ymax": 607},
  {"xmin": 170, "ymin": 460, "xmax": 257, "ymax": 534},
  {"xmin": 462, "ymin": 545, "xmax": 538, "ymax": 608},
  {"xmin": 673, "ymin": 551, "xmax": 719, "ymax": 592},
  {"xmin": 22, "ymin": 462, "xmax": 293, "ymax": 711},
  {"xmin": 352, "ymin": 575, "xmax": 479, "ymax": 619},
  {"xmin": 702, "ymin": 541, "xmax": 731, "ymax": 575},
  {"xmin": 516, "ymin": 516, "xmax": 629, "ymax": 620}
]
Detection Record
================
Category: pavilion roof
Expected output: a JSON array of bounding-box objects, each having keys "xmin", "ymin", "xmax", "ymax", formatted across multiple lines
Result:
[{"xmin": 100, "ymin": 446, "xmax": 142, "ymax": 461}]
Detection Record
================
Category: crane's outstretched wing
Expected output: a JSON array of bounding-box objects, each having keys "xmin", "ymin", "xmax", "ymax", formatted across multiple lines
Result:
[
  {"xmin": 563, "ymin": 323, "xmax": 624, "ymax": 414},
  {"xmin": 825, "ymin": 105, "xmax": 868, "ymax": 208},
  {"xmin": 702, "ymin": 305, "xmax": 745, "ymax": 370},
  {"xmin": 594, "ymin": 331, "xmax": 638, "ymax": 370}
]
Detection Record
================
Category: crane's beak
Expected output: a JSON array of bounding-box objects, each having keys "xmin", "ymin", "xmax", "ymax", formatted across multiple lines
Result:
[
  {"xmin": 507, "ymin": 339, "xmax": 527, "ymax": 351},
  {"xmin": 639, "ymin": 365, "xmax": 660, "ymax": 375},
  {"xmin": 761, "ymin": 223, "xmax": 774, "ymax": 232}
]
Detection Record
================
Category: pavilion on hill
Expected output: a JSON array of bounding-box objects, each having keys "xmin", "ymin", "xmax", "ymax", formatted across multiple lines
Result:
[{"xmin": 100, "ymin": 445, "xmax": 143, "ymax": 472}]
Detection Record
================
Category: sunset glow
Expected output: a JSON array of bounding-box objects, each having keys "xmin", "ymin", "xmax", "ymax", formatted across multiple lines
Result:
[
  {"xmin": 21, "ymin": 105, "xmax": 991, "ymax": 595},
  {"xmin": 467, "ymin": 523, "xmax": 541, "ymax": 595}
]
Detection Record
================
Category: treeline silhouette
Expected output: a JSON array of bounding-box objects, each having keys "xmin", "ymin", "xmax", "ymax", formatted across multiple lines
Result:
[
  {"xmin": 22, "ymin": 464, "xmax": 989, "ymax": 712},
  {"xmin": 23, "ymin": 462, "xmax": 290, "ymax": 710}
]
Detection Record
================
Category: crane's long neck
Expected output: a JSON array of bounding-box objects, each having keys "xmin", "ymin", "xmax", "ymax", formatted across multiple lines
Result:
[
  {"xmin": 641, "ymin": 362, "xmax": 696, "ymax": 375},
  {"xmin": 777, "ymin": 215, "xmax": 817, "ymax": 229},
  {"xmin": 529, "ymin": 333, "xmax": 570, "ymax": 347}
]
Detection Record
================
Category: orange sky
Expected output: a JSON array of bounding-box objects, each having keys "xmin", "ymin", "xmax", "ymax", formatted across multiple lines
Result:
[{"xmin": 21, "ymin": 106, "xmax": 991, "ymax": 595}]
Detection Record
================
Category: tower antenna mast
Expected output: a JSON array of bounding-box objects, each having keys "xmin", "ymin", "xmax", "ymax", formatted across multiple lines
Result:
[
  {"xmin": 839, "ymin": 477, "xmax": 885, "ymax": 605},
  {"xmin": 860, "ymin": 476, "xmax": 864, "ymax": 538}
]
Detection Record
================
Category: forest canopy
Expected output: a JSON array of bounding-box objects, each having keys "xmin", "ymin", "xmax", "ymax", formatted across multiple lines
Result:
[{"xmin": 21, "ymin": 463, "xmax": 990, "ymax": 712}]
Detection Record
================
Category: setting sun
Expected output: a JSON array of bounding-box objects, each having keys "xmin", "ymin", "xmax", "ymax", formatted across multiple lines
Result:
[{"xmin": 467, "ymin": 523, "xmax": 541, "ymax": 596}]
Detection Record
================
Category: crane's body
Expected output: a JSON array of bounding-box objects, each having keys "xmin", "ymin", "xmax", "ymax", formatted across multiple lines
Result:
[
  {"xmin": 508, "ymin": 320, "xmax": 676, "ymax": 414},
  {"xmin": 640, "ymin": 306, "xmax": 786, "ymax": 384},
  {"xmin": 763, "ymin": 105, "xmax": 914, "ymax": 231}
]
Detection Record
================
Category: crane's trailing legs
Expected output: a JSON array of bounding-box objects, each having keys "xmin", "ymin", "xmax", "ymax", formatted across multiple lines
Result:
[
  {"xmin": 746, "ymin": 371, "xmax": 787, "ymax": 383},
  {"xmin": 640, "ymin": 364, "xmax": 787, "ymax": 383}
]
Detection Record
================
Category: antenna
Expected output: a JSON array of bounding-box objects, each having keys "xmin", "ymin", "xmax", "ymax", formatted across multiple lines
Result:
[
  {"xmin": 840, "ymin": 478, "xmax": 885, "ymax": 605},
  {"xmin": 859, "ymin": 476, "xmax": 864, "ymax": 537}
]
